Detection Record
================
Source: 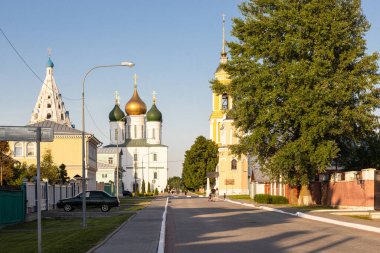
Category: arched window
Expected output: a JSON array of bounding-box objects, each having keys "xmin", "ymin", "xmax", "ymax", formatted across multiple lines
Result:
[
  {"xmin": 153, "ymin": 153, "xmax": 157, "ymax": 161},
  {"xmin": 47, "ymin": 104, "xmax": 51, "ymax": 108},
  {"xmin": 222, "ymin": 93, "xmax": 229, "ymax": 110},
  {"xmin": 14, "ymin": 142, "xmax": 23, "ymax": 157},
  {"xmin": 47, "ymin": 113, "xmax": 52, "ymax": 119},
  {"xmin": 61, "ymin": 114, "xmax": 64, "ymax": 120},
  {"xmin": 152, "ymin": 128, "xmax": 156, "ymax": 139},
  {"xmin": 27, "ymin": 142, "xmax": 35, "ymax": 156},
  {"xmin": 154, "ymin": 172, "xmax": 158, "ymax": 179},
  {"xmin": 231, "ymin": 159, "xmax": 237, "ymax": 170}
]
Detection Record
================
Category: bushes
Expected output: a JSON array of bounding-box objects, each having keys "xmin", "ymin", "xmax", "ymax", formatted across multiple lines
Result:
[{"xmin": 254, "ymin": 194, "xmax": 289, "ymax": 204}]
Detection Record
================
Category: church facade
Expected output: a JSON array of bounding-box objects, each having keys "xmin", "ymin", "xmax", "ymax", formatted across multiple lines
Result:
[
  {"xmin": 209, "ymin": 17, "xmax": 249, "ymax": 195},
  {"xmin": 9, "ymin": 57, "xmax": 100, "ymax": 190},
  {"xmin": 98, "ymin": 76, "xmax": 168, "ymax": 195}
]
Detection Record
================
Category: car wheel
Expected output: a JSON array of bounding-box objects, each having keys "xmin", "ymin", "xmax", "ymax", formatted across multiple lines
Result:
[
  {"xmin": 101, "ymin": 204, "xmax": 110, "ymax": 212},
  {"xmin": 64, "ymin": 204, "xmax": 72, "ymax": 212}
]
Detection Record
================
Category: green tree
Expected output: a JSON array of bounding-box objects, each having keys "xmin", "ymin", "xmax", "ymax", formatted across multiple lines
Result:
[
  {"xmin": 213, "ymin": 0, "xmax": 380, "ymax": 186},
  {"xmin": 40, "ymin": 149, "xmax": 60, "ymax": 184},
  {"xmin": 58, "ymin": 164, "xmax": 68, "ymax": 183},
  {"xmin": 182, "ymin": 136, "xmax": 218, "ymax": 190},
  {"xmin": 141, "ymin": 179, "xmax": 146, "ymax": 194},
  {"xmin": 147, "ymin": 181, "xmax": 151, "ymax": 193},
  {"xmin": 167, "ymin": 176, "xmax": 182, "ymax": 191},
  {"xmin": 0, "ymin": 141, "xmax": 14, "ymax": 185}
]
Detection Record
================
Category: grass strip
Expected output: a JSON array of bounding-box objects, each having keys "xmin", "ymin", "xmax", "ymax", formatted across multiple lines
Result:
[{"xmin": 0, "ymin": 214, "xmax": 133, "ymax": 253}]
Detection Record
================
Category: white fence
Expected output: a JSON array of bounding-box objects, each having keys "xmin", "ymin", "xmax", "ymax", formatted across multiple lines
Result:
[{"xmin": 24, "ymin": 182, "xmax": 81, "ymax": 213}]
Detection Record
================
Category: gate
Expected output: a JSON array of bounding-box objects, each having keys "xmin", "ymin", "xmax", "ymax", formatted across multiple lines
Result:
[
  {"xmin": 375, "ymin": 170, "xmax": 380, "ymax": 210},
  {"xmin": 0, "ymin": 186, "xmax": 26, "ymax": 225}
]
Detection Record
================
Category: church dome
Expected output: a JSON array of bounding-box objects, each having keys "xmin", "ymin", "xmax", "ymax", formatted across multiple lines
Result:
[
  {"xmin": 109, "ymin": 104, "xmax": 125, "ymax": 121},
  {"xmin": 125, "ymin": 88, "xmax": 147, "ymax": 115},
  {"xmin": 47, "ymin": 57, "xmax": 54, "ymax": 68},
  {"xmin": 147, "ymin": 104, "xmax": 162, "ymax": 122}
]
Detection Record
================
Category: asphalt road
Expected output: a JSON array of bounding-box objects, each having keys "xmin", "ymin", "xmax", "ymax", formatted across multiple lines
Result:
[{"xmin": 165, "ymin": 196, "xmax": 380, "ymax": 253}]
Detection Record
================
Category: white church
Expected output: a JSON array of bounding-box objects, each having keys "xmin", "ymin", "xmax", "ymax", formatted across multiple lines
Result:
[{"xmin": 97, "ymin": 75, "xmax": 168, "ymax": 194}]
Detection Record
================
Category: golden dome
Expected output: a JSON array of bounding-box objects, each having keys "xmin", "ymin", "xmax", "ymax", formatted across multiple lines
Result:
[{"xmin": 125, "ymin": 87, "xmax": 147, "ymax": 115}]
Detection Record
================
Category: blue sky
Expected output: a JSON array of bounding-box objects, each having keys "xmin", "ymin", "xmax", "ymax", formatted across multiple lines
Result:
[{"xmin": 0, "ymin": 1, "xmax": 379, "ymax": 177}]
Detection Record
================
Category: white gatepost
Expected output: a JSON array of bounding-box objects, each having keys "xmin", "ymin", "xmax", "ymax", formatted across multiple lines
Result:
[{"xmin": 206, "ymin": 177, "xmax": 211, "ymax": 197}]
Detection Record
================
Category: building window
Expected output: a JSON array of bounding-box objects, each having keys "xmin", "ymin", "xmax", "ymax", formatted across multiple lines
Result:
[
  {"xmin": 102, "ymin": 174, "xmax": 107, "ymax": 178},
  {"xmin": 231, "ymin": 159, "xmax": 237, "ymax": 170},
  {"xmin": 26, "ymin": 142, "xmax": 35, "ymax": 156},
  {"xmin": 134, "ymin": 125, "xmax": 137, "ymax": 138},
  {"xmin": 154, "ymin": 172, "xmax": 158, "ymax": 179},
  {"xmin": 115, "ymin": 129, "xmax": 118, "ymax": 141},
  {"xmin": 47, "ymin": 113, "xmax": 52, "ymax": 119},
  {"xmin": 152, "ymin": 128, "xmax": 155, "ymax": 139},
  {"xmin": 47, "ymin": 103, "xmax": 51, "ymax": 108},
  {"xmin": 61, "ymin": 114, "xmax": 64, "ymax": 120},
  {"xmin": 108, "ymin": 157, "xmax": 113, "ymax": 164},
  {"xmin": 134, "ymin": 154, "xmax": 138, "ymax": 161},
  {"xmin": 153, "ymin": 153, "xmax": 157, "ymax": 161},
  {"xmin": 122, "ymin": 129, "xmax": 125, "ymax": 140},
  {"xmin": 141, "ymin": 125, "xmax": 144, "ymax": 138},
  {"xmin": 14, "ymin": 142, "xmax": 23, "ymax": 157},
  {"xmin": 222, "ymin": 93, "xmax": 228, "ymax": 110}
]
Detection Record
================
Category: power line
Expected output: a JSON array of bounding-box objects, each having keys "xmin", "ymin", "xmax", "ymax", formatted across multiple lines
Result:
[
  {"xmin": 0, "ymin": 27, "xmax": 81, "ymax": 101},
  {"xmin": 84, "ymin": 104, "xmax": 109, "ymax": 140}
]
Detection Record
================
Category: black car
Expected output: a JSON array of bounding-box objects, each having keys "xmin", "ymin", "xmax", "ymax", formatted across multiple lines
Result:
[
  {"xmin": 122, "ymin": 190, "xmax": 133, "ymax": 197},
  {"xmin": 57, "ymin": 190, "xmax": 119, "ymax": 212}
]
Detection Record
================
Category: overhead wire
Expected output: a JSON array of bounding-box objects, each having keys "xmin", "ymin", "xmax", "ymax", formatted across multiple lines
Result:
[{"xmin": 0, "ymin": 27, "xmax": 81, "ymax": 101}]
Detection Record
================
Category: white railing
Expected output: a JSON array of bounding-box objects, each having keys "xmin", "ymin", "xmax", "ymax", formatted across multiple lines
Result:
[{"xmin": 24, "ymin": 181, "xmax": 81, "ymax": 213}]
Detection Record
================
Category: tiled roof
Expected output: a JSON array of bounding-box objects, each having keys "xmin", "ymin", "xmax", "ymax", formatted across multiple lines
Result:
[
  {"xmin": 28, "ymin": 120, "xmax": 101, "ymax": 144},
  {"xmin": 29, "ymin": 120, "xmax": 82, "ymax": 135}
]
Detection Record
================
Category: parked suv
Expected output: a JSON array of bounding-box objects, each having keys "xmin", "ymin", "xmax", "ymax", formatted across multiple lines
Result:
[{"xmin": 57, "ymin": 190, "xmax": 119, "ymax": 212}]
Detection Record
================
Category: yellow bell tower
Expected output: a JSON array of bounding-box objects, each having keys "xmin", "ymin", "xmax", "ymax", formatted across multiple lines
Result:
[
  {"xmin": 209, "ymin": 14, "xmax": 231, "ymax": 145},
  {"xmin": 210, "ymin": 15, "xmax": 248, "ymax": 195}
]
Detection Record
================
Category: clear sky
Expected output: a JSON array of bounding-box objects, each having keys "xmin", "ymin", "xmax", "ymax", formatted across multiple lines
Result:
[{"xmin": 0, "ymin": 1, "xmax": 379, "ymax": 178}]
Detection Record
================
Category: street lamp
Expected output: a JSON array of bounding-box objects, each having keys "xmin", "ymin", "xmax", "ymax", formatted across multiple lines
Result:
[{"xmin": 82, "ymin": 61, "xmax": 134, "ymax": 228}]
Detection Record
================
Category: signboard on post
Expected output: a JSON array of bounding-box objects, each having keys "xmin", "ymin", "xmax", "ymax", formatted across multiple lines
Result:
[
  {"xmin": 225, "ymin": 179, "xmax": 235, "ymax": 185},
  {"xmin": 0, "ymin": 126, "xmax": 53, "ymax": 253},
  {"xmin": 0, "ymin": 126, "xmax": 54, "ymax": 142},
  {"xmin": 206, "ymin": 172, "xmax": 219, "ymax": 178}
]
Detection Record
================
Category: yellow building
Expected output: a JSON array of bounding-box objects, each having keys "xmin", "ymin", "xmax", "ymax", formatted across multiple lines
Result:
[
  {"xmin": 9, "ymin": 56, "xmax": 100, "ymax": 190},
  {"xmin": 210, "ymin": 16, "xmax": 248, "ymax": 195}
]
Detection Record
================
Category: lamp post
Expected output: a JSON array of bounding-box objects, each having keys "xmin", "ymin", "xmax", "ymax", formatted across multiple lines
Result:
[{"xmin": 82, "ymin": 61, "xmax": 134, "ymax": 228}]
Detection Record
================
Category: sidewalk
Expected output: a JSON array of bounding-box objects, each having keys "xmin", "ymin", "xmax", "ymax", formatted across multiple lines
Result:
[
  {"xmin": 88, "ymin": 197, "xmax": 167, "ymax": 253},
  {"xmin": 225, "ymin": 197, "xmax": 380, "ymax": 233}
]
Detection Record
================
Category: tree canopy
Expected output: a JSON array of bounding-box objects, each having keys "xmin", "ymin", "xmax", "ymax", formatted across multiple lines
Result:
[
  {"xmin": 212, "ymin": 0, "xmax": 380, "ymax": 186},
  {"xmin": 167, "ymin": 176, "xmax": 182, "ymax": 191},
  {"xmin": 182, "ymin": 136, "xmax": 218, "ymax": 190}
]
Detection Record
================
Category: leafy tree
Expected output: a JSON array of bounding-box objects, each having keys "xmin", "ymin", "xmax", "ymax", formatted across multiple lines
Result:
[
  {"xmin": 182, "ymin": 136, "xmax": 218, "ymax": 190},
  {"xmin": 212, "ymin": 0, "xmax": 380, "ymax": 186},
  {"xmin": 58, "ymin": 164, "xmax": 68, "ymax": 183},
  {"xmin": 0, "ymin": 141, "xmax": 20, "ymax": 185},
  {"xmin": 9, "ymin": 162, "xmax": 35, "ymax": 185},
  {"xmin": 40, "ymin": 149, "xmax": 60, "ymax": 184},
  {"xmin": 167, "ymin": 176, "xmax": 182, "ymax": 191}
]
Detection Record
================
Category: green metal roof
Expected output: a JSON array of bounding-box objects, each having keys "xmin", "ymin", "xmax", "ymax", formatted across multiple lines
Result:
[
  {"xmin": 146, "ymin": 104, "xmax": 162, "ymax": 122},
  {"xmin": 109, "ymin": 104, "xmax": 125, "ymax": 122}
]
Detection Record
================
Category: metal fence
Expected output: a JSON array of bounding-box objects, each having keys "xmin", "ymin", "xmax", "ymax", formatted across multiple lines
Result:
[{"xmin": 0, "ymin": 186, "xmax": 26, "ymax": 226}]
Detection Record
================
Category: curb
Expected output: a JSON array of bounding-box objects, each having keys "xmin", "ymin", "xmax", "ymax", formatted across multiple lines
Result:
[
  {"xmin": 224, "ymin": 199, "xmax": 380, "ymax": 234},
  {"xmin": 157, "ymin": 197, "xmax": 169, "ymax": 253},
  {"xmin": 86, "ymin": 213, "xmax": 136, "ymax": 253}
]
